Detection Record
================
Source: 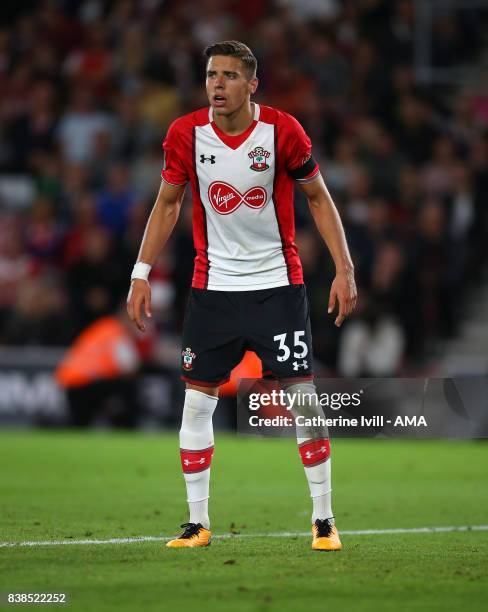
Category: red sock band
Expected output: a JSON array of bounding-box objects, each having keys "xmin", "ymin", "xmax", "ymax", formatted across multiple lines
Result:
[
  {"xmin": 298, "ymin": 438, "xmax": 330, "ymax": 467},
  {"xmin": 180, "ymin": 446, "xmax": 214, "ymax": 473}
]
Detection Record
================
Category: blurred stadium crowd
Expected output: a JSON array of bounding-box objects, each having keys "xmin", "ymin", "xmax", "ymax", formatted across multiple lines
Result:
[{"xmin": 1, "ymin": 0, "xmax": 488, "ymax": 376}]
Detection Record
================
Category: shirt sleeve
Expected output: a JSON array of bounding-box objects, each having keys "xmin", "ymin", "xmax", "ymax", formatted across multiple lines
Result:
[
  {"xmin": 283, "ymin": 114, "xmax": 320, "ymax": 183},
  {"xmin": 161, "ymin": 120, "xmax": 189, "ymax": 186}
]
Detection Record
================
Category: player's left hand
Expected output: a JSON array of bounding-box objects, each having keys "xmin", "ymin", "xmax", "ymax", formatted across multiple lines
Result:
[{"xmin": 328, "ymin": 268, "xmax": 357, "ymax": 327}]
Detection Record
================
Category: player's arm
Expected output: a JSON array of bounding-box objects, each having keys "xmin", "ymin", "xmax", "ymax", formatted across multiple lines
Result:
[
  {"xmin": 298, "ymin": 174, "xmax": 357, "ymax": 327},
  {"xmin": 127, "ymin": 180, "xmax": 185, "ymax": 332}
]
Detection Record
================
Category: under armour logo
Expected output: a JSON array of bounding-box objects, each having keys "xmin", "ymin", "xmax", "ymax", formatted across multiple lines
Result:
[
  {"xmin": 200, "ymin": 154, "xmax": 216, "ymax": 164},
  {"xmin": 305, "ymin": 446, "xmax": 327, "ymax": 460},
  {"xmin": 183, "ymin": 458, "xmax": 206, "ymax": 466},
  {"xmin": 293, "ymin": 360, "xmax": 308, "ymax": 371}
]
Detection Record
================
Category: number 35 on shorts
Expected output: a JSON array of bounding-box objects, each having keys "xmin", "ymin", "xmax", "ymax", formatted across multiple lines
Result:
[{"xmin": 273, "ymin": 330, "xmax": 309, "ymax": 362}]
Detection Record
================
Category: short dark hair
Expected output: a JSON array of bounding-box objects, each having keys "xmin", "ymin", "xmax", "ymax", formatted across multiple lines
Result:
[{"xmin": 203, "ymin": 40, "xmax": 257, "ymax": 79}]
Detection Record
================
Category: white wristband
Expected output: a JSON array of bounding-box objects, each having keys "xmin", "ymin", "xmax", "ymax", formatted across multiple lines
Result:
[{"xmin": 131, "ymin": 262, "xmax": 152, "ymax": 282}]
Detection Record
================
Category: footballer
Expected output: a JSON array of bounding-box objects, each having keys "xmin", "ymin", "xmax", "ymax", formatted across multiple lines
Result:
[{"xmin": 127, "ymin": 41, "xmax": 357, "ymax": 551}]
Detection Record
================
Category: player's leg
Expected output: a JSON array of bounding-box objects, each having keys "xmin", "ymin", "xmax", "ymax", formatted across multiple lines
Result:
[
  {"xmin": 246, "ymin": 284, "xmax": 341, "ymax": 550},
  {"xmin": 181, "ymin": 385, "xmax": 218, "ymax": 533},
  {"xmin": 167, "ymin": 290, "xmax": 245, "ymax": 548},
  {"xmin": 282, "ymin": 379, "xmax": 341, "ymax": 551},
  {"xmin": 167, "ymin": 383, "xmax": 218, "ymax": 548}
]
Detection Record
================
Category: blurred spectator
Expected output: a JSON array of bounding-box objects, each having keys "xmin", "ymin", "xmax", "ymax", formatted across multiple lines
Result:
[
  {"xmin": 189, "ymin": 0, "xmax": 236, "ymax": 47},
  {"xmin": 277, "ymin": 0, "xmax": 339, "ymax": 21},
  {"xmin": 55, "ymin": 309, "xmax": 142, "ymax": 427},
  {"xmin": 393, "ymin": 95, "xmax": 440, "ymax": 165},
  {"xmin": 324, "ymin": 136, "xmax": 360, "ymax": 199},
  {"xmin": 61, "ymin": 193, "xmax": 99, "ymax": 270},
  {"xmin": 1, "ymin": 273, "xmax": 74, "ymax": 346},
  {"xmin": 338, "ymin": 240, "xmax": 406, "ymax": 376},
  {"xmin": 344, "ymin": 166, "xmax": 371, "ymax": 225},
  {"xmin": 112, "ymin": 24, "xmax": 147, "ymax": 95},
  {"xmin": 96, "ymin": 162, "xmax": 137, "ymax": 237},
  {"xmin": 86, "ymin": 129, "xmax": 114, "ymax": 188},
  {"xmin": 58, "ymin": 163, "xmax": 90, "ymax": 214},
  {"xmin": 471, "ymin": 77, "xmax": 488, "ymax": 127},
  {"xmin": 36, "ymin": 154, "xmax": 62, "ymax": 201},
  {"xmin": 24, "ymin": 196, "xmax": 63, "ymax": 264},
  {"xmin": 392, "ymin": 165, "xmax": 419, "ymax": 235},
  {"xmin": 338, "ymin": 312, "xmax": 405, "ymax": 377},
  {"xmin": 7, "ymin": 80, "xmax": 58, "ymax": 173},
  {"xmin": 63, "ymin": 21, "xmax": 113, "ymax": 98},
  {"xmin": 349, "ymin": 39, "xmax": 389, "ymax": 115},
  {"xmin": 0, "ymin": 29, "xmax": 11, "ymax": 78},
  {"xmin": 57, "ymin": 89, "xmax": 112, "ymax": 163},
  {"xmin": 0, "ymin": 217, "xmax": 36, "ymax": 332},
  {"xmin": 421, "ymin": 135, "xmax": 459, "ymax": 196},
  {"xmin": 356, "ymin": 119, "xmax": 402, "ymax": 197},
  {"xmin": 301, "ymin": 35, "xmax": 349, "ymax": 98},
  {"xmin": 451, "ymin": 91, "xmax": 479, "ymax": 146},
  {"xmin": 381, "ymin": 0, "xmax": 414, "ymax": 64},
  {"xmin": 413, "ymin": 198, "xmax": 461, "ymax": 350},
  {"xmin": 112, "ymin": 94, "xmax": 153, "ymax": 161},
  {"xmin": 68, "ymin": 226, "xmax": 130, "ymax": 328},
  {"xmin": 431, "ymin": 13, "xmax": 474, "ymax": 68},
  {"xmin": 0, "ymin": 61, "xmax": 32, "ymax": 123},
  {"xmin": 449, "ymin": 164, "xmax": 474, "ymax": 242},
  {"xmin": 136, "ymin": 74, "xmax": 180, "ymax": 132},
  {"xmin": 131, "ymin": 142, "xmax": 165, "ymax": 199}
]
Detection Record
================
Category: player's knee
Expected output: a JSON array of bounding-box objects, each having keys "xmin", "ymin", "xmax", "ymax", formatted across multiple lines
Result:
[
  {"xmin": 282, "ymin": 381, "xmax": 329, "ymax": 439},
  {"xmin": 185, "ymin": 388, "xmax": 218, "ymax": 408},
  {"xmin": 182, "ymin": 389, "xmax": 217, "ymax": 426},
  {"xmin": 180, "ymin": 389, "xmax": 217, "ymax": 449},
  {"xmin": 282, "ymin": 381, "xmax": 323, "ymax": 419},
  {"xmin": 185, "ymin": 383, "xmax": 219, "ymax": 397}
]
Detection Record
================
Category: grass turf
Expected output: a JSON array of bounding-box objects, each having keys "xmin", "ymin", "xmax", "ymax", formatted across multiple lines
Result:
[{"xmin": 1, "ymin": 432, "xmax": 487, "ymax": 611}]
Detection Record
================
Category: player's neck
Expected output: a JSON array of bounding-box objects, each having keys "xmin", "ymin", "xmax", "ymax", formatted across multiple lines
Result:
[{"xmin": 212, "ymin": 101, "xmax": 254, "ymax": 136}]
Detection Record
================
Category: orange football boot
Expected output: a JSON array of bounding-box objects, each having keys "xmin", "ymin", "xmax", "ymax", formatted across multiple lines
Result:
[
  {"xmin": 166, "ymin": 523, "xmax": 212, "ymax": 548},
  {"xmin": 311, "ymin": 518, "xmax": 342, "ymax": 551}
]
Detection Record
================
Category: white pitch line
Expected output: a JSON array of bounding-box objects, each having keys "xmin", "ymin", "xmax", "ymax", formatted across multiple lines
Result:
[{"xmin": 1, "ymin": 525, "xmax": 488, "ymax": 549}]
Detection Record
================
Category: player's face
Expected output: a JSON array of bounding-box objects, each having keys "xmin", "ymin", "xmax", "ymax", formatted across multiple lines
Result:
[{"xmin": 206, "ymin": 56, "xmax": 258, "ymax": 117}]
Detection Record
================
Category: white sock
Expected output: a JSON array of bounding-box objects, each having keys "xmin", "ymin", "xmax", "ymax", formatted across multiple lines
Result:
[
  {"xmin": 179, "ymin": 389, "xmax": 218, "ymax": 530},
  {"xmin": 312, "ymin": 492, "xmax": 333, "ymax": 524},
  {"xmin": 306, "ymin": 458, "xmax": 333, "ymax": 523},
  {"xmin": 189, "ymin": 499, "xmax": 210, "ymax": 528}
]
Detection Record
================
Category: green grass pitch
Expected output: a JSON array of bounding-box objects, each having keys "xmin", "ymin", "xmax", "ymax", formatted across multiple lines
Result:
[{"xmin": 1, "ymin": 431, "xmax": 487, "ymax": 611}]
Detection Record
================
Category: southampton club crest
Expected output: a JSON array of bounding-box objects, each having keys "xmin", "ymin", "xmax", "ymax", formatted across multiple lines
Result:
[
  {"xmin": 181, "ymin": 347, "xmax": 196, "ymax": 371},
  {"xmin": 248, "ymin": 146, "xmax": 270, "ymax": 172}
]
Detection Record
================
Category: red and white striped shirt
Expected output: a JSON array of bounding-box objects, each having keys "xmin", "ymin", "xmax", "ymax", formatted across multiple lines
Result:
[{"xmin": 161, "ymin": 103, "xmax": 319, "ymax": 290}]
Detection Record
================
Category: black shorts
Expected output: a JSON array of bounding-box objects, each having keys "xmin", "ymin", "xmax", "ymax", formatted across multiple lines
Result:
[{"xmin": 180, "ymin": 284, "xmax": 313, "ymax": 387}]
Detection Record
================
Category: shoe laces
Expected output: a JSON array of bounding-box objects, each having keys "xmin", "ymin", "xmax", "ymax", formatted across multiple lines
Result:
[
  {"xmin": 179, "ymin": 522, "xmax": 203, "ymax": 539},
  {"xmin": 315, "ymin": 518, "xmax": 333, "ymax": 538}
]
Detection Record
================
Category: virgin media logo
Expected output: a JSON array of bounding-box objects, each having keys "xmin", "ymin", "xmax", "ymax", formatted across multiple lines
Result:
[{"xmin": 208, "ymin": 181, "xmax": 267, "ymax": 215}]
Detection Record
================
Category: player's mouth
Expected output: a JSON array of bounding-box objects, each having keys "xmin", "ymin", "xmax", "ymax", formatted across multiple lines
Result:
[{"xmin": 213, "ymin": 95, "xmax": 227, "ymax": 107}]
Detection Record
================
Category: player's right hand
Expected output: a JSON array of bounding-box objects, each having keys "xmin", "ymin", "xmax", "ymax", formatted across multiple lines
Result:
[{"xmin": 127, "ymin": 279, "xmax": 152, "ymax": 332}]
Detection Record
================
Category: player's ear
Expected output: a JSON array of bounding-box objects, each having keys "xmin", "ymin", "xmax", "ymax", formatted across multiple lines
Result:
[{"xmin": 249, "ymin": 77, "xmax": 258, "ymax": 95}]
